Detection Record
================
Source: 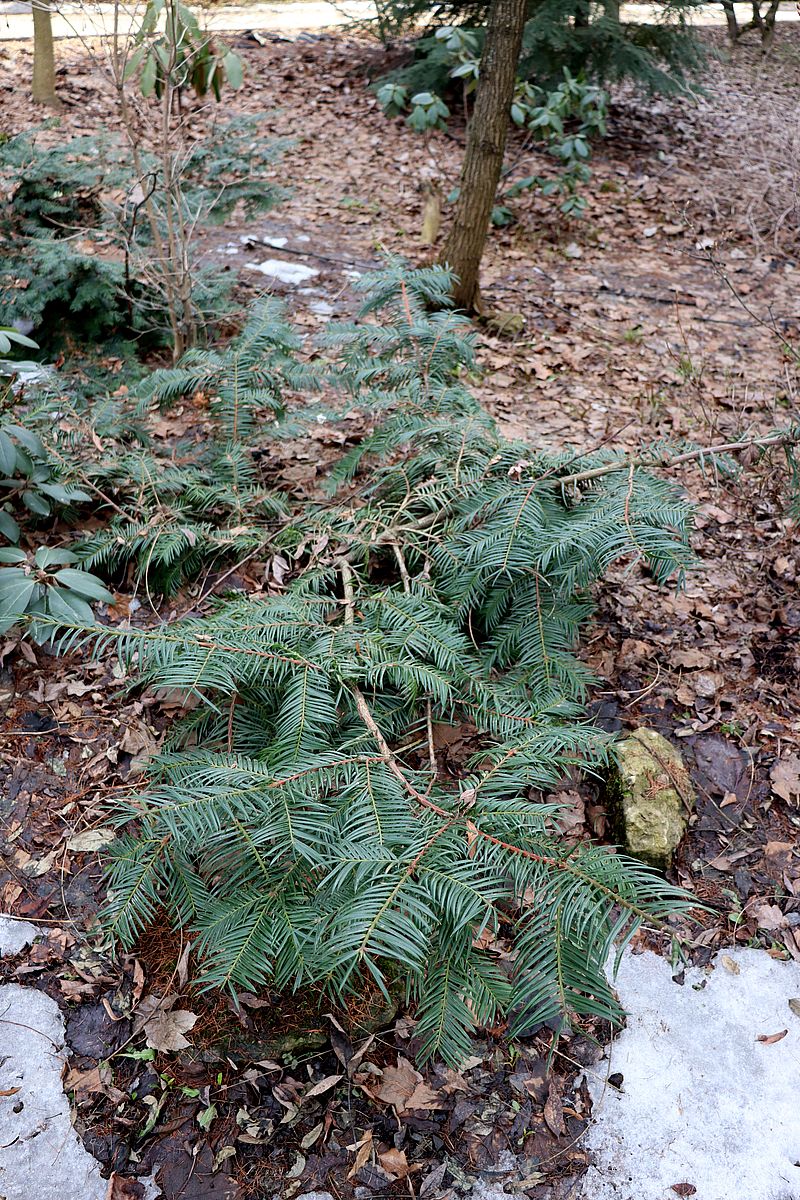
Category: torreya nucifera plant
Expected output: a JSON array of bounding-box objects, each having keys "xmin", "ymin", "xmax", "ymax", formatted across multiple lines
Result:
[{"xmin": 56, "ymin": 264, "xmax": 697, "ymax": 1064}]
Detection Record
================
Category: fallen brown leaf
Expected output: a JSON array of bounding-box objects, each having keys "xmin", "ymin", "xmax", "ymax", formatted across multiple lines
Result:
[
  {"xmin": 404, "ymin": 1081, "xmax": 447, "ymax": 1112},
  {"xmin": 105, "ymin": 1173, "xmax": 147, "ymax": 1199},
  {"xmin": 770, "ymin": 755, "xmax": 800, "ymax": 804},
  {"xmin": 543, "ymin": 1077, "xmax": 565, "ymax": 1136},
  {"xmin": 144, "ymin": 1006, "xmax": 197, "ymax": 1052},
  {"xmin": 347, "ymin": 1130, "xmax": 374, "ymax": 1179},
  {"xmin": 379, "ymin": 1147, "xmax": 420, "ymax": 1179},
  {"xmin": 369, "ymin": 1056, "xmax": 419, "ymax": 1110},
  {"xmin": 756, "ymin": 1029, "xmax": 788, "ymax": 1044},
  {"xmin": 302, "ymin": 1073, "xmax": 343, "ymax": 1101},
  {"xmin": 754, "ymin": 903, "xmax": 786, "ymax": 931}
]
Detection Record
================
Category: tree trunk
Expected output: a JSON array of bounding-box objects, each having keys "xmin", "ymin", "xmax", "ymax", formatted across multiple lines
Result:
[
  {"xmin": 719, "ymin": 0, "xmax": 739, "ymax": 42},
  {"xmin": 574, "ymin": 0, "xmax": 590, "ymax": 28},
  {"xmin": 760, "ymin": 0, "xmax": 780, "ymax": 51},
  {"xmin": 32, "ymin": 0, "xmax": 57, "ymax": 105},
  {"xmin": 439, "ymin": 0, "xmax": 527, "ymax": 312}
]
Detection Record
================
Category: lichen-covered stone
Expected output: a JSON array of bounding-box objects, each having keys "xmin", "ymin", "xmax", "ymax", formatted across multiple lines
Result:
[{"xmin": 608, "ymin": 729, "xmax": 694, "ymax": 869}]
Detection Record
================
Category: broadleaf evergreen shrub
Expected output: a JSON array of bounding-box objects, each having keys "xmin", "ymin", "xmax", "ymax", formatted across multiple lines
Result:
[
  {"xmin": 53, "ymin": 264, "xmax": 697, "ymax": 1064},
  {"xmin": 373, "ymin": 0, "xmax": 705, "ymax": 96}
]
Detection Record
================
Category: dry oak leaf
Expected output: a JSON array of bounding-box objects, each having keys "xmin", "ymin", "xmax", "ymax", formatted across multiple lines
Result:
[
  {"xmin": 405, "ymin": 1081, "xmax": 447, "ymax": 1111},
  {"xmin": 368, "ymin": 1056, "xmax": 445, "ymax": 1114},
  {"xmin": 770, "ymin": 755, "xmax": 800, "ymax": 804},
  {"xmin": 754, "ymin": 904, "xmax": 786, "ymax": 932},
  {"xmin": 369, "ymin": 1055, "xmax": 419, "ymax": 1109},
  {"xmin": 65, "ymin": 1063, "xmax": 126, "ymax": 1105},
  {"xmin": 379, "ymin": 1147, "xmax": 420, "ymax": 1179},
  {"xmin": 144, "ymin": 1007, "xmax": 197, "ymax": 1052}
]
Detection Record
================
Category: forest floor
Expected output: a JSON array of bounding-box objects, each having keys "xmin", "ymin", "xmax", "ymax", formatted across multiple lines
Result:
[{"xmin": 0, "ymin": 20, "xmax": 799, "ymax": 1200}]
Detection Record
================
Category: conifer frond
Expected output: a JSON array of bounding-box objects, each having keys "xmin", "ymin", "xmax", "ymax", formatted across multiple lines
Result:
[{"xmin": 71, "ymin": 263, "xmax": 698, "ymax": 1064}]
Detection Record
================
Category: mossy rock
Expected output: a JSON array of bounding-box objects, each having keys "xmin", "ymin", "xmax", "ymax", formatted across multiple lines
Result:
[
  {"xmin": 212, "ymin": 973, "xmax": 403, "ymax": 1063},
  {"xmin": 606, "ymin": 729, "xmax": 695, "ymax": 870},
  {"xmin": 483, "ymin": 310, "xmax": 526, "ymax": 337}
]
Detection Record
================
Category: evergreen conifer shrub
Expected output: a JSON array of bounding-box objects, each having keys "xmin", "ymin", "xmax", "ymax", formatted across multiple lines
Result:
[{"xmin": 59, "ymin": 265, "xmax": 696, "ymax": 1064}]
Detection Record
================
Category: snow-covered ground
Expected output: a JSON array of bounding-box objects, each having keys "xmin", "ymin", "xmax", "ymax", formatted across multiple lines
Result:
[
  {"xmin": 581, "ymin": 946, "xmax": 800, "ymax": 1200},
  {"xmin": 1, "ymin": 0, "xmax": 798, "ymax": 41},
  {"xmin": 4, "ymin": 914, "xmax": 800, "ymax": 1200}
]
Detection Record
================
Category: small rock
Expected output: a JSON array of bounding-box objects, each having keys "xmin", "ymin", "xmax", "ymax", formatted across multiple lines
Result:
[
  {"xmin": 564, "ymin": 242, "xmax": 583, "ymax": 259},
  {"xmin": 0, "ymin": 984, "xmax": 107, "ymax": 1199},
  {"xmin": 0, "ymin": 915, "xmax": 39, "ymax": 957},
  {"xmin": 607, "ymin": 729, "xmax": 695, "ymax": 869},
  {"xmin": 484, "ymin": 310, "xmax": 525, "ymax": 336}
]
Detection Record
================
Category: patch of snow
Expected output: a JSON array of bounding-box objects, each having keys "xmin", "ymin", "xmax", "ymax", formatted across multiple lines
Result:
[
  {"xmin": 309, "ymin": 299, "xmax": 334, "ymax": 317},
  {"xmin": 296, "ymin": 234, "xmax": 311, "ymax": 243},
  {"xmin": 0, "ymin": 915, "xmax": 38, "ymax": 955},
  {"xmin": 581, "ymin": 946, "xmax": 800, "ymax": 1200},
  {"xmin": 222, "ymin": 243, "xmax": 241, "ymax": 255},
  {"xmin": 263, "ymin": 236, "xmax": 289, "ymax": 248},
  {"xmin": 1, "ymin": 361, "xmax": 58, "ymax": 389},
  {"xmin": 245, "ymin": 259, "xmax": 319, "ymax": 285},
  {"xmin": 0, "ymin": 984, "xmax": 108, "ymax": 1199}
]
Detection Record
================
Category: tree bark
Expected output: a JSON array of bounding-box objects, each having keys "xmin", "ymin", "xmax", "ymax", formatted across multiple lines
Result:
[
  {"xmin": 719, "ymin": 0, "xmax": 740, "ymax": 42},
  {"xmin": 439, "ymin": 0, "xmax": 527, "ymax": 312},
  {"xmin": 32, "ymin": 0, "xmax": 57, "ymax": 105}
]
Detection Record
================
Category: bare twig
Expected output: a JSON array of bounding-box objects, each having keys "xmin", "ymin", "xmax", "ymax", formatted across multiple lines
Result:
[{"xmin": 552, "ymin": 427, "xmax": 800, "ymax": 488}]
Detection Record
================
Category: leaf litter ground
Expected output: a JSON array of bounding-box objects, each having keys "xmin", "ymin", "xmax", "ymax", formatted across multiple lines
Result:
[{"xmin": 0, "ymin": 22, "xmax": 799, "ymax": 1200}]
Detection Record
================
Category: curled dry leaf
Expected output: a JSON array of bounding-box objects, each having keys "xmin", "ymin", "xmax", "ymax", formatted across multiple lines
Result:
[
  {"xmin": 302, "ymin": 1073, "xmax": 343, "ymax": 1102},
  {"xmin": 285, "ymin": 1152, "xmax": 306, "ymax": 1180},
  {"xmin": 300, "ymin": 1121, "xmax": 324, "ymax": 1149},
  {"xmin": 756, "ymin": 1029, "xmax": 788, "ymax": 1045},
  {"xmin": 347, "ymin": 1130, "xmax": 374, "ymax": 1179},
  {"xmin": 105, "ymin": 1173, "xmax": 148, "ymax": 1200}
]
